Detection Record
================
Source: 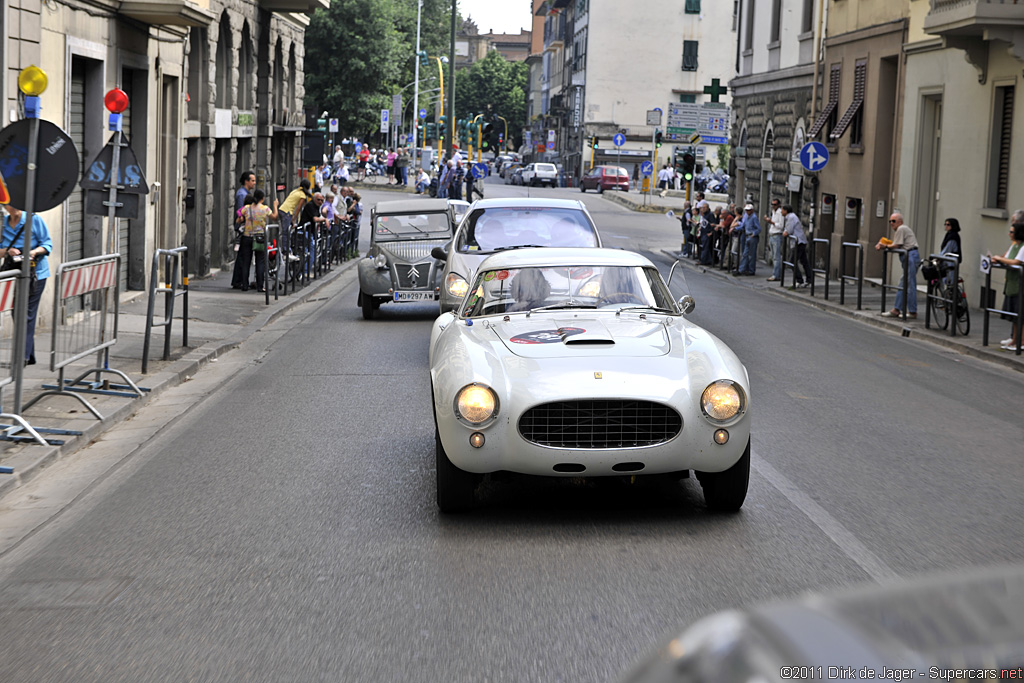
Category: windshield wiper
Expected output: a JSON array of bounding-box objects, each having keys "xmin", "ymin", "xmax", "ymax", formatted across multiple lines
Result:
[
  {"xmin": 526, "ymin": 301, "xmax": 597, "ymax": 316},
  {"xmin": 614, "ymin": 305, "xmax": 675, "ymax": 315},
  {"xmin": 492, "ymin": 244, "xmax": 545, "ymax": 251}
]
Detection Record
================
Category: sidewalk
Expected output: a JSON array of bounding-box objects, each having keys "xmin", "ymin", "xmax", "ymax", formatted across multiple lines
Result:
[
  {"xmin": 661, "ymin": 249, "xmax": 1024, "ymax": 373},
  {"xmin": 0, "ymin": 256, "xmax": 357, "ymax": 496},
  {"xmin": 603, "ymin": 188, "xmax": 729, "ymax": 214}
]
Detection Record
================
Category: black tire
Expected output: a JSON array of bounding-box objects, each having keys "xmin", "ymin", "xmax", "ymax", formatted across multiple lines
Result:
[
  {"xmin": 530, "ymin": 179, "xmax": 537, "ymax": 187},
  {"xmin": 360, "ymin": 290, "xmax": 377, "ymax": 320},
  {"xmin": 696, "ymin": 439, "xmax": 750, "ymax": 512},
  {"xmin": 597, "ymin": 185, "xmax": 604, "ymax": 194},
  {"xmin": 435, "ymin": 426, "xmax": 479, "ymax": 513},
  {"xmin": 580, "ymin": 184, "xmax": 586, "ymax": 193},
  {"xmin": 930, "ymin": 282, "xmax": 949, "ymax": 330},
  {"xmin": 955, "ymin": 283, "xmax": 970, "ymax": 336}
]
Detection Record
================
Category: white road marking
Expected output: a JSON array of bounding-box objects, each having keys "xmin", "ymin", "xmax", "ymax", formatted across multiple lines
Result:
[{"xmin": 752, "ymin": 449, "xmax": 899, "ymax": 582}]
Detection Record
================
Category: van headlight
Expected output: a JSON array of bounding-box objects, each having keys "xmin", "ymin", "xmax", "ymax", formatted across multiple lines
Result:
[
  {"xmin": 455, "ymin": 384, "xmax": 498, "ymax": 424},
  {"xmin": 446, "ymin": 273, "xmax": 470, "ymax": 298},
  {"xmin": 701, "ymin": 380, "xmax": 745, "ymax": 422}
]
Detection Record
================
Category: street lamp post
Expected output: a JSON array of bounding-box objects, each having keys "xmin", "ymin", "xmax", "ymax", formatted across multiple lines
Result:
[{"xmin": 412, "ymin": 0, "xmax": 422, "ymax": 170}]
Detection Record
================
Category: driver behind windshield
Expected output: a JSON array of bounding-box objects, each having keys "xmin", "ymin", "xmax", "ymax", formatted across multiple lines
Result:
[{"xmin": 507, "ymin": 268, "xmax": 551, "ymax": 312}]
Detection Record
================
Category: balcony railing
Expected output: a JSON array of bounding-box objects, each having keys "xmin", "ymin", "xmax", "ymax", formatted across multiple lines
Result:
[{"xmin": 924, "ymin": 0, "xmax": 1024, "ymax": 36}]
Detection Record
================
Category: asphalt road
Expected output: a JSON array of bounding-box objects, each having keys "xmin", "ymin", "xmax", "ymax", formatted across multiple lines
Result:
[{"xmin": 0, "ymin": 178, "xmax": 1020, "ymax": 682}]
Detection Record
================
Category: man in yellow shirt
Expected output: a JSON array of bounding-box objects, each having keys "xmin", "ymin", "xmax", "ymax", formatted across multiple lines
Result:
[{"xmin": 278, "ymin": 179, "xmax": 311, "ymax": 258}]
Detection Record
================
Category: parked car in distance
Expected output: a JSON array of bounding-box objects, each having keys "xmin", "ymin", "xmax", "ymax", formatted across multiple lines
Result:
[
  {"xmin": 431, "ymin": 197, "xmax": 602, "ymax": 314},
  {"xmin": 505, "ymin": 164, "xmax": 523, "ymax": 185},
  {"xmin": 580, "ymin": 165, "xmax": 630, "ymax": 193},
  {"xmin": 357, "ymin": 198, "xmax": 455, "ymax": 320},
  {"xmin": 520, "ymin": 162, "xmax": 559, "ymax": 187},
  {"xmin": 428, "ymin": 247, "xmax": 750, "ymax": 513}
]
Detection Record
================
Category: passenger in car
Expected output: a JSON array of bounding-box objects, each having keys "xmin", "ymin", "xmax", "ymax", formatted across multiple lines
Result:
[{"xmin": 508, "ymin": 268, "xmax": 551, "ymax": 312}]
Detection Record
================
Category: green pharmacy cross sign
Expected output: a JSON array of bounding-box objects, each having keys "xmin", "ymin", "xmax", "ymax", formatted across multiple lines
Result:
[{"xmin": 703, "ymin": 79, "xmax": 728, "ymax": 103}]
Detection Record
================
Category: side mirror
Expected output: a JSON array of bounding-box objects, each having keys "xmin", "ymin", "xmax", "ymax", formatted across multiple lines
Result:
[
  {"xmin": 678, "ymin": 295, "xmax": 695, "ymax": 315},
  {"xmin": 431, "ymin": 245, "xmax": 449, "ymax": 261}
]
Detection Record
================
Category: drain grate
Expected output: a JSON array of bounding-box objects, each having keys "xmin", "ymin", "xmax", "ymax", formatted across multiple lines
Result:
[{"xmin": 0, "ymin": 577, "xmax": 134, "ymax": 609}]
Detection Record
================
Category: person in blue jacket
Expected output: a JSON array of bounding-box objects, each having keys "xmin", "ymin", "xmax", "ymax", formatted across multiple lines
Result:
[
  {"xmin": 737, "ymin": 203, "xmax": 762, "ymax": 276},
  {"xmin": 0, "ymin": 204, "xmax": 53, "ymax": 365}
]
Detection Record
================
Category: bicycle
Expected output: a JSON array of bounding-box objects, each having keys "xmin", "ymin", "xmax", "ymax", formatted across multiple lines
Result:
[{"xmin": 924, "ymin": 259, "xmax": 970, "ymax": 335}]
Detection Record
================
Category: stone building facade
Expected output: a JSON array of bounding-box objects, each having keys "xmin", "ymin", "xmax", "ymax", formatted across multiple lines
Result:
[{"xmin": 730, "ymin": 0, "xmax": 826, "ymax": 254}]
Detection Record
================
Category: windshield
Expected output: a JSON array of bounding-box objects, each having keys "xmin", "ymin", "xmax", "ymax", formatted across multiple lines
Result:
[
  {"xmin": 461, "ymin": 265, "xmax": 677, "ymax": 318},
  {"xmin": 374, "ymin": 212, "xmax": 451, "ymax": 240},
  {"xmin": 455, "ymin": 207, "xmax": 599, "ymax": 252},
  {"xmin": 536, "ymin": 164, "xmax": 557, "ymax": 173}
]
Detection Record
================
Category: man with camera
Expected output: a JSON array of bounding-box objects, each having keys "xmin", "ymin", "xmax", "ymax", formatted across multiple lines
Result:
[{"xmin": 0, "ymin": 204, "xmax": 52, "ymax": 365}]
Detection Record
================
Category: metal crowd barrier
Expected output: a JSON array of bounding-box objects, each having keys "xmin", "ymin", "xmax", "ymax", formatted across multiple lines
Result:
[
  {"xmin": 264, "ymin": 223, "xmax": 282, "ymax": 304},
  {"xmin": 23, "ymin": 254, "xmax": 145, "ymax": 422},
  {"xmin": 923, "ymin": 253, "xmax": 962, "ymax": 337},
  {"xmin": 142, "ymin": 246, "xmax": 189, "ymax": 373},
  {"xmin": 839, "ymin": 242, "xmax": 865, "ymax": 310},
  {"xmin": 880, "ymin": 247, "xmax": 915, "ymax": 321},
  {"xmin": 982, "ymin": 262, "xmax": 1024, "ymax": 355},
  {"xmin": 810, "ymin": 237, "xmax": 830, "ymax": 300},
  {"xmin": 780, "ymin": 235, "xmax": 797, "ymax": 287},
  {"xmin": 0, "ymin": 270, "xmax": 54, "ymax": 446}
]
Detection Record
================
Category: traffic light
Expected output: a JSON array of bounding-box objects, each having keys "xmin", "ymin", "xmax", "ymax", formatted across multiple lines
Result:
[
  {"xmin": 498, "ymin": 132, "xmax": 504, "ymax": 149},
  {"xmin": 681, "ymin": 152, "xmax": 695, "ymax": 182},
  {"xmin": 481, "ymin": 121, "xmax": 494, "ymax": 152},
  {"xmin": 592, "ymin": 136, "xmax": 600, "ymax": 149},
  {"xmin": 655, "ymin": 130, "xmax": 663, "ymax": 148},
  {"xmin": 439, "ymin": 116, "xmax": 447, "ymax": 140},
  {"xmin": 418, "ymin": 50, "xmax": 429, "ymax": 68}
]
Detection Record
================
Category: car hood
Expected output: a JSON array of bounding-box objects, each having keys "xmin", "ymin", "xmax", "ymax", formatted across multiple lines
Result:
[{"xmin": 489, "ymin": 315, "xmax": 671, "ymax": 358}]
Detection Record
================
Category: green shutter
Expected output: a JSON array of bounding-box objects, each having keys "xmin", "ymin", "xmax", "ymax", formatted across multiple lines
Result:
[{"xmin": 685, "ymin": 0, "xmax": 701, "ymax": 14}]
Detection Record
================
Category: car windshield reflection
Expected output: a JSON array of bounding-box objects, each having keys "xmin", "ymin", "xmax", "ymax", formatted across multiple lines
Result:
[
  {"xmin": 456, "ymin": 207, "xmax": 599, "ymax": 253},
  {"xmin": 461, "ymin": 265, "xmax": 678, "ymax": 318},
  {"xmin": 374, "ymin": 212, "xmax": 451, "ymax": 240}
]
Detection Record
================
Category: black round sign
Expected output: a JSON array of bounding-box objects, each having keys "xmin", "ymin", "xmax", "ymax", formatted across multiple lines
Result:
[{"xmin": 0, "ymin": 118, "xmax": 79, "ymax": 211}]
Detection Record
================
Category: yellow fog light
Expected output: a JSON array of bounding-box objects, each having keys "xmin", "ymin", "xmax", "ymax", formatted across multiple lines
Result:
[
  {"xmin": 469, "ymin": 432, "xmax": 485, "ymax": 448},
  {"xmin": 714, "ymin": 429, "xmax": 729, "ymax": 445},
  {"xmin": 455, "ymin": 384, "xmax": 498, "ymax": 424},
  {"xmin": 701, "ymin": 380, "xmax": 744, "ymax": 422},
  {"xmin": 18, "ymin": 66, "xmax": 48, "ymax": 96}
]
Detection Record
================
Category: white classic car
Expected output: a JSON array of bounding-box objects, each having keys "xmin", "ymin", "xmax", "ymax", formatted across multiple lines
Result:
[{"xmin": 428, "ymin": 248, "xmax": 751, "ymax": 513}]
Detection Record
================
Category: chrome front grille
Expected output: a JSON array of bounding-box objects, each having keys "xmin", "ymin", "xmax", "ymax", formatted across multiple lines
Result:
[
  {"xmin": 381, "ymin": 239, "xmax": 447, "ymax": 263},
  {"xmin": 519, "ymin": 400, "xmax": 682, "ymax": 449}
]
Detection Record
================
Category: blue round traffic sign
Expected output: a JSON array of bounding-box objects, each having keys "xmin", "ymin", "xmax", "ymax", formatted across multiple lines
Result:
[
  {"xmin": 419, "ymin": 108, "xmax": 427, "ymax": 119},
  {"xmin": 613, "ymin": 133, "xmax": 626, "ymax": 148},
  {"xmin": 546, "ymin": 141, "xmax": 555, "ymax": 150},
  {"xmin": 799, "ymin": 142, "xmax": 829, "ymax": 173},
  {"xmin": 640, "ymin": 160, "xmax": 654, "ymax": 176},
  {"xmin": 354, "ymin": 142, "xmax": 362, "ymax": 152},
  {"xmin": 471, "ymin": 162, "xmax": 488, "ymax": 180}
]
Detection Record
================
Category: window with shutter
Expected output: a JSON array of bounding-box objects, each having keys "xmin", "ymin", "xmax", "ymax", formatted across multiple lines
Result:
[
  {"xmin": 988, "ymin": 86, "xmax": 1014, "ymax": 210},
  {"xmin": 686, "ymin": 0, "xmax": 701, "ymax": 14},
  {"xmin": 831, "ymin": 60, "xmax": 866, "ymax": 141},
  {"xmin": 682, "ymin": 41, "xmax": 698, "ymax": 71},
  {"xmin": 808, "ymin": 64, "xmax": 840, "ymax": 139}
]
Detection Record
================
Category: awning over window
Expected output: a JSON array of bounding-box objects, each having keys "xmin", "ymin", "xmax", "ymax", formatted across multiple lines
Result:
[
  {"xmin": 831, "ymin": 61, "xmax": 867, "ymax": 140},
  {"xmin": 807, "ymin": 64, "xmax": 841, "ymax": 139}
]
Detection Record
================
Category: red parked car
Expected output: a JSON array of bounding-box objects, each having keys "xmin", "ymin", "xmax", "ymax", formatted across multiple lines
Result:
[{"xmin": 580, "ymin": 165, "xmax": 630, "ymax": 193}]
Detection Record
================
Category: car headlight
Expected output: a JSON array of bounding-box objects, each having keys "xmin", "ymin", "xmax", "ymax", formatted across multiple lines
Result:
[
  {"xmin": 374, "ymin": 254, "xmax": 387, "ymax": 269},
  {"xmin": 701, "ymin": 380, "xmax": 745, "ymax": 422},
  {"xmin": 455, "ymin": 384, "xmax": 498, "ymax": 424},
  {"xmin": 446, "ymin": 272, "xmax": 470, "ymax": 298}
]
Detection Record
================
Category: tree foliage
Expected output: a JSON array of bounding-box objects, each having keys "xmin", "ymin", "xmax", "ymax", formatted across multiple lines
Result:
[
  {"xmin": 453, "ymin": 51, "xmax": 529, "ymax": 150},
  {"xmin": 304, "ymin": 1, "xmax": 529, "ymax": 148}
]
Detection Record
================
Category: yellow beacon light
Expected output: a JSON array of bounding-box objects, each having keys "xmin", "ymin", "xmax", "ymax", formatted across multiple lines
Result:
[{"xmin": 18, "ymin": 66, "xmax": 48, "ymax": 96}]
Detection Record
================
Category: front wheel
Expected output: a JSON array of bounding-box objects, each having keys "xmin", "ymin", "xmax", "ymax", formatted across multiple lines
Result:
[
  {"xmin": 360, "ymin": 290, "xmax": 378, "ymax": 320},
  {"xmin": 696, "ymin": 439, "xmax": 750, "ymax": 512},
  {"xmin": 435, "ymin": 426, "xmax": 479, "ymax": 513},
  {"xmin": 580, "ymin": 184, "xmax": 586, "ymax": 193},
  {"xmin": 929, "ymin": 282, "xmax": 949, "ymax": 330},
  {"xmin": 955, "ymin": 282, "xmax": 970, "ymax": 335}
]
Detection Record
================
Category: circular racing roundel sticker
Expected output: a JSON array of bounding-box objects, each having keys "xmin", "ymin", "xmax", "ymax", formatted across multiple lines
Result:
[
  {"xmin": 495, "ymin": 270, "xmax": 510, "ymax": 281},
  {"xmin": 509, "ymin": 327, "xmax": 585, "ymax": 344}
]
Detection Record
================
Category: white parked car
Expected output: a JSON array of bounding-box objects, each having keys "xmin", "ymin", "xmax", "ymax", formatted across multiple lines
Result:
[
  {"xmin": 431, "ymin": 198, "xmax": 602, "ymax": 314},
  {"xmin": 428, "ymin": 247, "xmax": 751, "ymax": 512},
  {"xmin": 520, "ymin": 162, "xmax": 559, "ymax": 187}
]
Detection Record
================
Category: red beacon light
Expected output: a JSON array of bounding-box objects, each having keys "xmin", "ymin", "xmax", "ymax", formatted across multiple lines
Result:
[{"xmin": 104, "ymin": 88, "xmax": 129, "ymax": 114}]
